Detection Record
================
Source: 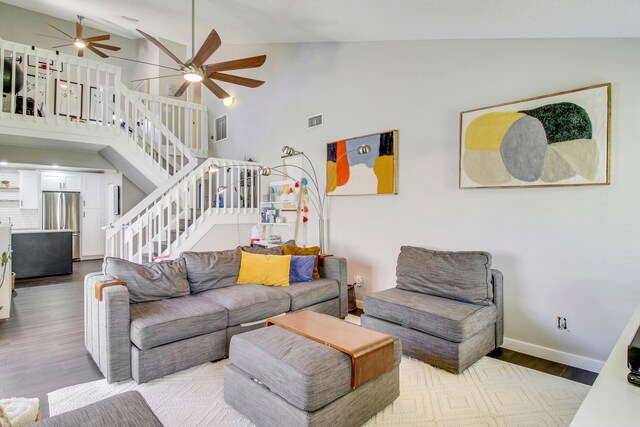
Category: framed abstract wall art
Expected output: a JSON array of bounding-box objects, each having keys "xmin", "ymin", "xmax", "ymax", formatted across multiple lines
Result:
[
  {"xmin": 326, "ymin": 130, "xmax": 398, "ymax": 196},
  {"xmin": 459, "ymin": 83, "xmax": 610, "ymax": 189},
  {"xmin": 54, "ymin": 79, "xmax": 84, "ymax": 119}
]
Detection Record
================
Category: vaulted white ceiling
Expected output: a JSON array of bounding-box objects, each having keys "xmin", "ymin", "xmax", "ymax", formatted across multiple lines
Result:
[{"xmin": 3, "ymin": 0, "xmax": 640, "ymax": 46}]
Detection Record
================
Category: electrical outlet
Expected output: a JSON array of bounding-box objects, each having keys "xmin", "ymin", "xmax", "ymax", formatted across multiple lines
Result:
[
  {"xmin": 557, "ymin": 316, "xmax": 568, "ymax": 331},
  {"xmin": 354, "ymin": 275, "xmax": 365, "ymax": 288}
]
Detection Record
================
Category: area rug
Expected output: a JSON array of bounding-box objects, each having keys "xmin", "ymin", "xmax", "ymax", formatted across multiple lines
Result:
[{"xmin": 49, "ymin": 316, "xmax": 590, "ymax": 426}]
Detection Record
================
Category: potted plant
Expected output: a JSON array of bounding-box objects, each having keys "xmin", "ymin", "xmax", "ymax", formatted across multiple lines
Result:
[
  {"xmin": 0, "ymin": 248, "xmax": 10, "ymax": 284},
  {"xmin": 0, "ymin": 247, "xmax": 10, "ymax": 311}
]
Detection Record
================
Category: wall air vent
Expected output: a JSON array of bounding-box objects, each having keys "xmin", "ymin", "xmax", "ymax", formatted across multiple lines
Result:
[
  {"xmin": 307, "ymin": 114, "xmax": 323, "ymax": 129},
  {"xmin": 214, "ymin": 114, "xmax": 228, "ymax": 142}
]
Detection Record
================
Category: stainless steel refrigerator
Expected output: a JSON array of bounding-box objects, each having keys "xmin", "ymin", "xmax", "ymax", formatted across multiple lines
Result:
[{"xmin": 43, "ymin": 191, "xmax": 81, "ymax": 260}]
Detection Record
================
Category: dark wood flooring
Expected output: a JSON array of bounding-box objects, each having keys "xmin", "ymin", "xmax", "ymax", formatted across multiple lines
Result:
[
  {"xmin": 0, "ymin": 260, "xmax": 104, "ymax": 418},
  {"xmin": 1, "ymin": 267, "xmax": 597, "ymax": 420}
]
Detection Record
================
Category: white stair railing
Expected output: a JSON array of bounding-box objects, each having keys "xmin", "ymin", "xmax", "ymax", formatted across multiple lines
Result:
[
  {"xmin": 137, "ymin": 92, "xmax": 209, "ymax": 157},
  {"xmin": 0, "ymin": 38, "xmax": 200, "ymax": 180},
  {"xmin": 106, "ymin": 158, "xmax": 262, "ymax": 263},
  {"xmin": 119, "ymin": 85, "xmax": 196, "ymax": 177},
  {"xmin": 1, "ymin": 38, "xmax": 122, "ymax": 135}
]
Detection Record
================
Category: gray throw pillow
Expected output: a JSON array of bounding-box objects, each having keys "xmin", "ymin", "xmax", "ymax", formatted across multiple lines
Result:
[
  {"xmin": 102, "ymin": 257, "xmax": 190, "ymax": 303},
  {"xmin": 181, "ymin": 248, "xmax": 242, "ymax": 293},
  {"xmin": 240, "ymin": 245, "xmax": 283, "ymax": 255},
  {"xmin": 395, "ymin": 246, "xmax": 493, "ymax": 305}
]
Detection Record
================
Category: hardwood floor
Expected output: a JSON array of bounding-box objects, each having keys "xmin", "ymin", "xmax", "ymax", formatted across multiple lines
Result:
[
  {"xmin": 0, "ymin": 260, "xmax": 104, "ymax": 419},
  {"xmin": 0, "ymin": 269, "xmax": 596, "ymax": 420}
]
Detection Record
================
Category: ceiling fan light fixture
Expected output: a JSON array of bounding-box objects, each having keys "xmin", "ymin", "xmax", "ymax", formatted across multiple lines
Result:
[
  {"xmin": 223, "ymin": 97, "xmax": 234, "ymax": 107},
  {"xmin": 184, "ymin": 72, "xmax": 203, "ymax": 82},
  {"xmin": 74, "ymin": 40, "xmax": 86, "ymax": 49}
]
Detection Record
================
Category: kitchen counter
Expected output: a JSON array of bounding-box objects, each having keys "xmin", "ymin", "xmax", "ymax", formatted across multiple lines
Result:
[
  {"xmin": 12, "ymin": 230, "xmax": 73, "ymax": 279},
  {"xmin": 11, "ymin": 229, "xmax": 73, "ymax": 234}
]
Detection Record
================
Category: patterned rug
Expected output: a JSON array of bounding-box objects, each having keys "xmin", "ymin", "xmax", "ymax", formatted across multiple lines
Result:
[{"xmin": 49, "ymin": 317, "xmax": 589, "ymax": 426}]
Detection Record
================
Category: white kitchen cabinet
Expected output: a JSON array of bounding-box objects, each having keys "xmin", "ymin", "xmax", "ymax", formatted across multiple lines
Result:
[
  {"xmin": 82, "ymin": 174, "xmax": 104, "ymax": 209},
  {"xmin": 18, "ymin": 170, "xmax": 39, "ymax": 209},
  {"xmin": 63, "ymin": 174, "xmax": 81, "ymax": 191},
  {"xmin": 40, "ymin": 172, "xmax": 62, "ymax": 191},
  {"xmin": 40, "ymin": 172, "xmax": 82, "ymax": 191},
  {"xmin": 81, "ymin": 208, "xmax": 103, "ymax": 258}
]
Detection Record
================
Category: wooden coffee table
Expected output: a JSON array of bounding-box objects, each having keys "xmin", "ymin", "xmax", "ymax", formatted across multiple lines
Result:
[{"xmin": 267, "ymin": 310, "xmax": 395, "ymax": 388}]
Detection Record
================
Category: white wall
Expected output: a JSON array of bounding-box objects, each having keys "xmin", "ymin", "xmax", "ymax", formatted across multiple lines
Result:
[
  {"xmin": 190, "ymin": 224, "xmax": 254, "ymax": 252},
  {"xmin": 204, "ymin": 38, "xmax": 640, "ymax": 370},
  {"xmin": 121, "ymin": 175, "xmax": 146, "ymax": 214}
]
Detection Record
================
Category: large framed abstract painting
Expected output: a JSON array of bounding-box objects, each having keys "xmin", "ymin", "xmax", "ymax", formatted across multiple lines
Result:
[
  {"xmin": 459, "ymin": 83, "xmax": 610, "ymax": 189},
  {"xmin": 327, "ymin": 130, "xmax": 398, "ymax": 196}
]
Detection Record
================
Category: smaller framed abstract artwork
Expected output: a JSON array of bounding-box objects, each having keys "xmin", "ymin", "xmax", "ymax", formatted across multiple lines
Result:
[
  {"xmin": 326, "ymin": 130, "xmax": 398, "ymax": 196},
  {"xmin": 459, "ymin": 83, "xmax": 610, "ymax": 189},
  {"xmin": 54, "ymin": 79, "xmax": 83, "ymax": 119}
]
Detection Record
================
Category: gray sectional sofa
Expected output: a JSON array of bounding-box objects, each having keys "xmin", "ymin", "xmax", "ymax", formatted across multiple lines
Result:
[{"xmin": 84, "ymin": 247, "xmax": 347, "ymax": 384}]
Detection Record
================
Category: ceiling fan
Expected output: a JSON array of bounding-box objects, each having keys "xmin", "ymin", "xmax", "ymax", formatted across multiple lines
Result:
[
  {"xmin": 123, "ymin": 0, "xmax": 266, "ymax": 100},
  {"xmin": 38, "ymin": 15, "xmax": 121, "ymax": 58}
]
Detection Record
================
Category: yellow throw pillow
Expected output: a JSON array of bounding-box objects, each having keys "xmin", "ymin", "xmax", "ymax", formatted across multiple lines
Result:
[
  {"xmin": 237, "ymin": 252, "xmax": 291, "ymax": 287},
  {"xmin": 282, "ymin": 244, "xmax": 321, "ymax": 279}
]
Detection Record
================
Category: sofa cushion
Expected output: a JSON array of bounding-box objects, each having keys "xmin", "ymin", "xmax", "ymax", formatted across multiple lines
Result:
[
  {"xmin": 364, "ymin": 288, "xmax": 497, "ymax": 343},
  {"xmin": 181, "ymin": 248, "xmax": 242, "ymax": 293},
  {"xmin": 130, "ymin": 294, "xmax": 227, "ymax": 350},
  {"xmin": 36, "ymin": 391, "xmax": 162, "ymax": 427},
  {"xmin": 103, "ymin": 257, "xmax": 190, "ymax": 303},
  {"xmin": 198, "ymin": 285, "xmax": 290, "ymax": 326},
  {"xmin": 396, "ymin": 246, "xmax": 493, "ymax": 305},
  {"xmin": 241, "ymin": 245, "xmax": 283, "ymax": 255},
  {"xmin": 278, "ymin": 278, "xmax": 339, "ymax": 311}
]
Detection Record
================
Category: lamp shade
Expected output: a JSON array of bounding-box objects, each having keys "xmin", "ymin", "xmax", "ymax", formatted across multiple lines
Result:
[
  {"xmin": 282, "ymin": 146, "xmax": 296, "ymax": 156},
  {"xmin": 259, "ymin": 166, "xmax": 272, "ymax": 176}
]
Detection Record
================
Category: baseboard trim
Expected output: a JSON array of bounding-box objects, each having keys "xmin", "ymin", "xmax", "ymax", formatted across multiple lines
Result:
[{"xmin": 503, "ymin": 337, "xmax": 604, "ymax": 373}]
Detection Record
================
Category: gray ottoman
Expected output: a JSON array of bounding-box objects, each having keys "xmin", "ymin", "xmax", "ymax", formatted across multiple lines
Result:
[{"xmin": 224, "ymin": 324, "xmax": 402, "ymax": 427}]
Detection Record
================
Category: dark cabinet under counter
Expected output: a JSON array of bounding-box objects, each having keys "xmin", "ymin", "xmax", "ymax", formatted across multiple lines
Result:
[{"xmin": 11, "ymin": 230, "xmax": 73, "ymax": 279}]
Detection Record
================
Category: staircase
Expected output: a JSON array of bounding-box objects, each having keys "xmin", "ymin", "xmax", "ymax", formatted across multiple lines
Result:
[
  {"xmin": 0, "ymin": 38, "xmax": 263, "ymax": 262},
  {"xmin": 106, "ymin": 158, "xmax": 262, "ymax": 262}
]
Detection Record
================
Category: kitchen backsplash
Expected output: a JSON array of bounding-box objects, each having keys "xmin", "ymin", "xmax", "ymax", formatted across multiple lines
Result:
[{"xmin": 0, "ymin": 169, "xmax": 40, "ymax": 229}]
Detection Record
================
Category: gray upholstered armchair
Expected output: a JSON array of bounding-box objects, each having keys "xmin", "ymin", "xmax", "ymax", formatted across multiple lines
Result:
[{"xmin": 361, "ymin": 246, "xmax": 503, "ymax": 374}]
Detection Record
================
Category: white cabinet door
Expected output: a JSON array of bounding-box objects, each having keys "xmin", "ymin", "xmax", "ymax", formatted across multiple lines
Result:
[
  {"xmin": 41, "ymin": 172, "xmax": 63, "ymax": 191},
  {"xmin": 81, "ymin": 209, "xmax": 103, "ymax": 257},
  {"xmin": 18, "ymin": 170, "xmax": 39, "ymax": 209},
  {"xmin": 82, "ymin": 174, "xmax": 103, "ymax": 209},
  {"xmin": 62, "ymin": 173, "xmax": 82, "ymax": 191}
]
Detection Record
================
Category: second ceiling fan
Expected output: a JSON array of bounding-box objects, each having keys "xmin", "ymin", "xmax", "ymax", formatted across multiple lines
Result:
[
  {"xmin": 40, "ymin": 15, "xmax": 121, "ymax": 58},
  {"xmin": 128, "ymin": 0, "xmax": 266, "ymax": 100}
]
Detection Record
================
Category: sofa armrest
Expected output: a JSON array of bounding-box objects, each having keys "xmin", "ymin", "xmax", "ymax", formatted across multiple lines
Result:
[
  {"xmin": 321, "ymin": 257, "xmax": 348, "ymax": 318},
  {"xmin": 84, "ymin": 272, "xmax": 131, "ymax": 383},
  {"xmin": 491, "ymin": 269, "xmax": 504, "ymax": 348}
]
